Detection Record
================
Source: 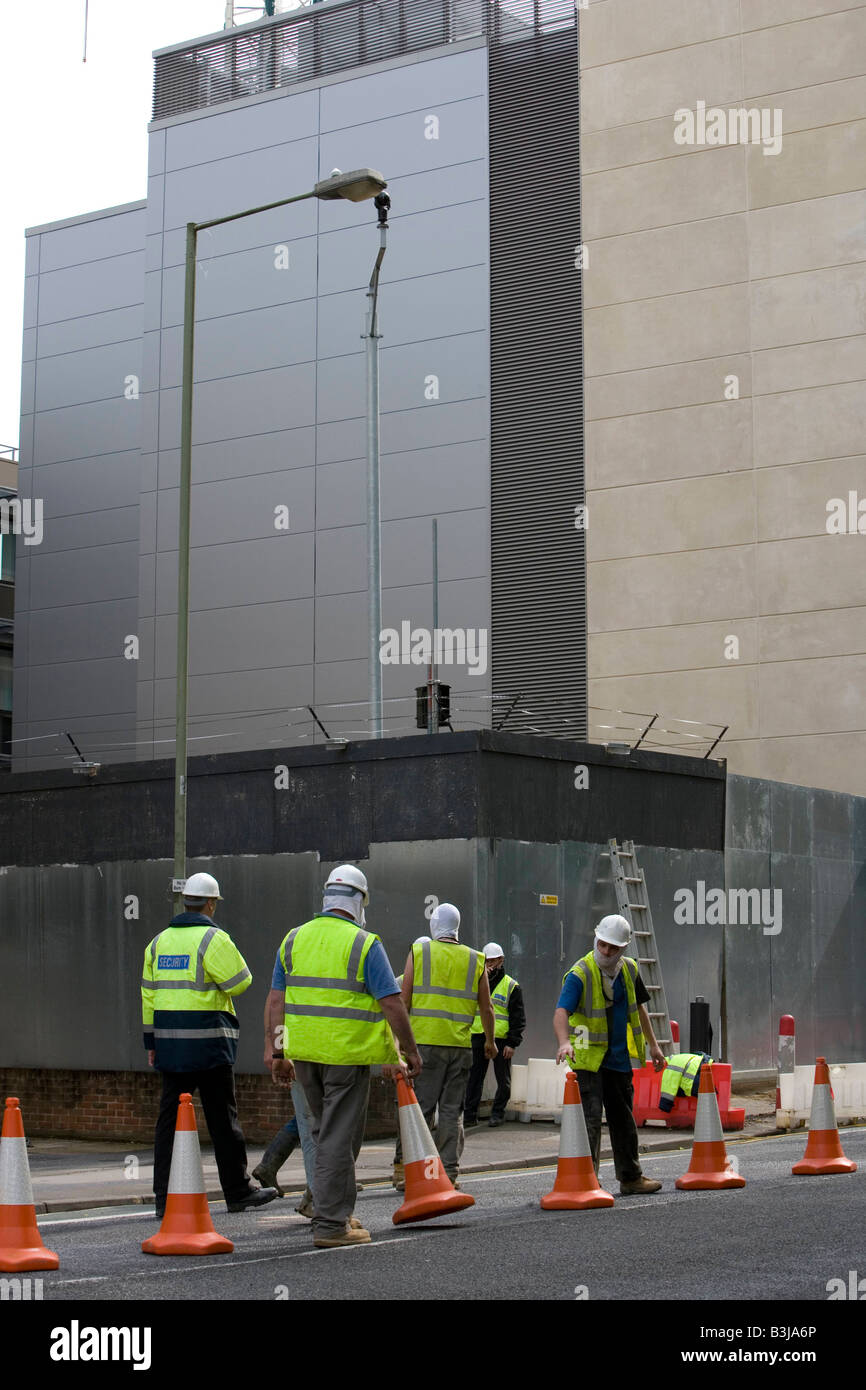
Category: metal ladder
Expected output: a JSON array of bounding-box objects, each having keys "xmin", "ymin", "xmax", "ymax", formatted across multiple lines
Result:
[{"xmin": 606, "ymin": 838, "xmax": 674, "ymax": 1057}]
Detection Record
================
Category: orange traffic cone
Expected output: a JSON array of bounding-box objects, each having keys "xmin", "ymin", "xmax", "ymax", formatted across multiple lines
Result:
[
  {"xmin": 792, "ymin": 1058, "xmax": 857, "ymax": 1176},
  {"xmin": 392, "ymin": 1077, "xmax": 475, "ymax": 1224},
  {"xmin": 676, "ymin": 1062, "xmax": 745, "ymax": 1190},
  {"xmin": 540, "ymin": 1070, "xmax": 614, "ymax": 1210},
  {"xmin": 142, "ymin": 1094, "xmax": 233, "ymax": 1255},
  {"xmin": 0, "ymin": 1097, "xmax": 59, "ymax": 1272}
]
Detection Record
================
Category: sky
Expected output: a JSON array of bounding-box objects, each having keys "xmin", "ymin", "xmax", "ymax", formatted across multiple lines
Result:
[{"xmin": 1, "ymin": 0, "xmax": 307, "ymax": 451}]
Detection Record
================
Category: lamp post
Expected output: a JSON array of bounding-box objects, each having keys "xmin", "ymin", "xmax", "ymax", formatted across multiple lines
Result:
[
  {"xmin": 173, "ymin": 169, "xmax": 387, "ymax": 908},
  {"xmin": 365, "ymin": 191, "xmax": 390, "ymax": 739}
]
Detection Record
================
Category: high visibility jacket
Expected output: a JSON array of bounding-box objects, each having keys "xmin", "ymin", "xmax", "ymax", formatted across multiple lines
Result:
[
  {"xmin": 142, "ymin": 913, "xmax": 252, "ymax": 1072},
  {"xmin": 659, "ymin": 1052, "xmax": 708, "ymax": 1111},
  {"xmin": 280, "ymin": 915, "xmax": 397, "ymax": 1066},
  {"xmin": 470, "ymin": 972, "xmax": 517, "ymax": 1038},
  {"xmin": 409, "ymin": 938, "xmax": 485, "ymax": 1048},
  {"xmin": 564, "ymin": 951, "xmax": 644, "ymax": 1072}
]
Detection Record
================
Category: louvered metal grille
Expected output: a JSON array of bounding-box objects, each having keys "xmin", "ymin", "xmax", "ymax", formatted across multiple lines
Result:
[
  {"xmin": 488, "ymin": 4, "xmax": 586, "ymax": 736},
  {"xmin": 153, "ymin": 0, "xmax": 486, "ymax": 120}
]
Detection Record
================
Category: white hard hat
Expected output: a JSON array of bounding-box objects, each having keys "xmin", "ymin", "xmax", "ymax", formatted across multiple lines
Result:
[
  {"xmin": 595, "ymin": 914, "xmax": 631, "ymax": 947},
  {"xmin": 325, "ymin": 864, "xmax": 369, "ymax": 905},
  {"xmin": 483, "ymin": 942, "xmax": 504, "ymax": 959},
  {"xmin": 183, "ymin": 872, "xmax": 222, "ymax": 901}
]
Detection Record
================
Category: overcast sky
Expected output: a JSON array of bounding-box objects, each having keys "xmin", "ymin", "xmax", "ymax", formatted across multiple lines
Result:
[{"xmin": 1, "ymin": 0, "xmax": 306, "ymax": 451}]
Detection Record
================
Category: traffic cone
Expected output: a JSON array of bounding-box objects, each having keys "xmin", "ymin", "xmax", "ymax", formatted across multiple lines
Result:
[
  {"xmin": 540, "ymin": 1070, "xmax": 614, "ymax": 1210},
  {"xmin": 142, "ymin": 1094, "xmax": 233, "ymax": 1255},
  {"xmin": 792, "ymin": 1058, "xmax": 857, "ymax": 1176},
  {"xmin": 676, "ymin": 1062, "xmax": 745, "ymax": 1190},
  {"xmin": 392, "ymin": 1077, "xmax": 475, "ymax": 1224},
  {"xmin": 0, "ymin": 1097, "xmax": 59, "ymax": 1271}
]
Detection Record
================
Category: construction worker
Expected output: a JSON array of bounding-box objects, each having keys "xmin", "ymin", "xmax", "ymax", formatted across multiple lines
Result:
[
  {"xmin": 463, "ymin": 942, "xmax": 525, "ymax": 1127},
  {"xmin": 553, "ymin": 914, "xmax": 665, "ymax": 1196},
  {"xmin": 394, "ymin": 903, "xmax": 497, "ymax": 1189},
  {"xmin": 268, "ymin": 864, "xmax": 421, "ymax": 1249},
  {"xmin": 142, "ymin": 872, "xmax": 277, "ymax": 1217},
  {"xmin": 659, "ymin": 1052, "xmax": 712, "ymax": 1112}
]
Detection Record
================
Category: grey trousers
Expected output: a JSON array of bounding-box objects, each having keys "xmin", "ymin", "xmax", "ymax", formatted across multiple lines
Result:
[
  {"xmin": 294, "ymin": 1061, "xmax": 370, "ymax": 1237},
  {"xmin": 395, "ymin": 1044, "xmax": 471, "ymax": 1181}
]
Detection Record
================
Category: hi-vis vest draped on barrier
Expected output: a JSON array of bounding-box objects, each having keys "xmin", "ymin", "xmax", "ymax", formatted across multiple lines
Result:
[
  {"xmin": 410, "ymin": 939, "xmax": 485, "ymax": 1047},
  {"xmin": 659, "ymin": 1053, "xmax": 706, "ymax": 1110},
  {"xmin": 471, "ymin": 973, "xmax": 517, "ymax": 1038},
  {"xmin": 142, "ymin": 919, "xmax": 252, "ymax": 1071},
  {"xmin": 280, "ymin": 915, "xmax": 397, "ymax": 1066},
  {"xmin": 564, "ymin": 951, "xmax": 643, "ymax": 1071}
]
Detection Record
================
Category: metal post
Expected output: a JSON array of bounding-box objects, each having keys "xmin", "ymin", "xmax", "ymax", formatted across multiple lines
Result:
[
  {"xmin": 366, "ymin": 201, "xmax": 388, "ymax": 738},
  {"xmin": 174, "ymin": 222, "xmax": 198, "ymax": 911},
  {"xmin": 431, "ymin": 517, "xmax": 439, "ymax": 733}
]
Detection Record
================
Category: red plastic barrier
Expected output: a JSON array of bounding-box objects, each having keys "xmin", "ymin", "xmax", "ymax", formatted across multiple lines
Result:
[{"xmin": 632, "ymin": 1061, "xmax": 744, "ymax": 1131}]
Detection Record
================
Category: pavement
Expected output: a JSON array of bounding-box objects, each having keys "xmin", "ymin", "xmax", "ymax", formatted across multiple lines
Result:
[{"xmin": 26, "ymin": 1089, "xmax": 780, "ymax": 1214}]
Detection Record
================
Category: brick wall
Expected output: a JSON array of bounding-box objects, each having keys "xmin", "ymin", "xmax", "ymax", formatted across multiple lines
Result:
[{"xmin": 0, "ymin": 1069, "xmax": 398, "ymax": 1144}]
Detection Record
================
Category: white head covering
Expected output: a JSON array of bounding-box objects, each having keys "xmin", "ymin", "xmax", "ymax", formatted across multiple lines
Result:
[
  {"xmin": 430, "ymin": 903, "xmax": 460, "ymax": 940},
  {"xmin": 322, "ymin": 885, "xmax": 365, "ymax": 928}
]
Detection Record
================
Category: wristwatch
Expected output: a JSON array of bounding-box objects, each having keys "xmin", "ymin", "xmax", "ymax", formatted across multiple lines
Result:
[{"xmin": 271, "ymin": 1053, "xmax": 283, "ymax": 1061}]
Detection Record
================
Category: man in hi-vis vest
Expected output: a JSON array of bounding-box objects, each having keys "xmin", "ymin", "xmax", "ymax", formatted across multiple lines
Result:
[
  {"xmin": 553, "ymin": 914, "xmax": 665, "ymax": 1196},
  {"xmin": 394, "ymin": 903, "xmax": 496, "ymax": 1189},
  {"xmin": 463, "ymin": 942, "xmax": 526, "ymax": 1128},
  {"xmin": 268, "ymin": 865, "xmax": 421, "ymax": 1249}
]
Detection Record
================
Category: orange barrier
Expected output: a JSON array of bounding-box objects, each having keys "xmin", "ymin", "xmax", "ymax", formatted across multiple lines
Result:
[
  {"xmin": 540, "ymin": 1070, "xmax": 614, "ymax": 1211},
  {"xmin": 392, "ymin": 1076, "xmax": 475, "ymax": 1224},
  {"xmin": 675, "ymin": 1063, "xmax": 746, "ymax": 1191},
  {"xmin": 142, "ymin": 1093, "xmax": 234, "ymax": 1256},
  {"xmin": 792, "ymin": 1058, "xmax": 857, "ymax": 1176},
  {"xmin": 632, "ymin": 1061, "xmax": 744, "ymax": 1130},
  {"xmin": 0, "ymin": 1097, "xmax": 59, "ymax": 1272}
]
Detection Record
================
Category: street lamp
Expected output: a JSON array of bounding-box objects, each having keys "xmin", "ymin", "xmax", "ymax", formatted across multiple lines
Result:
[
  {"xmin": 366, "ymin": 190, "xmax": 390, "ymax": 739},
  {"xmin": 173, "ymin": 169, "xmax": 387, "ymax": 908}
]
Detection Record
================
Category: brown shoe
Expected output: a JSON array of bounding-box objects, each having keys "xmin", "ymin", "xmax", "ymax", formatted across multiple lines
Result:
[
  {"xmin": 314, "ymin": 1226, "xmax": 371, "ymax": 1248},
  {"xmin": 619, "ymin": 1177, "xmax": 662, "ymax": 1195}
]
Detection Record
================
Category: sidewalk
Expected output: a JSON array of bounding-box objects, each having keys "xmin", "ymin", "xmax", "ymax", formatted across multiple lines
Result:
[{"xmin": 25, "ymin": 1090, "xmax": 778, "ymax": 1214}]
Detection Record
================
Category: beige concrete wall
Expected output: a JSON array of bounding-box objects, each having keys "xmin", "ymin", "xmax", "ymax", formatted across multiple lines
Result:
[{"xmin": 581, "ymin": 0, "xmax": 866, "ymax": 794}]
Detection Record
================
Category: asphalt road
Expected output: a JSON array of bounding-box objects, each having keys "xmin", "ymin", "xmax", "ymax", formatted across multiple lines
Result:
[{"xmin": 36, "ymin": 1129, "xmax": 865, "ymax": 1302}]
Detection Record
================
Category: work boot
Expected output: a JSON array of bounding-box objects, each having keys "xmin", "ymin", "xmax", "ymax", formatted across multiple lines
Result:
[
  {"xmin": 252, "ymin": 1129, "xmax": 298, "ymax": 1198},
  {"xmin": 392, "ymin": 1162, "xmax": 405, "ymax": 1192},
  {"xmin": 314, "ymin": 1225, "xmax": 371, "ymax": 1248},
  {"xmin": 295, "ymin": 1186, "xmax": 315, "ymax": 1219},
  {"xmin": 619, "ymin": 1176, "xmax": 662, "ymax": 1195},
  {"xmin": 226, "ymin": 1186, "xmax": 279, "ymax": 1212},
  {"xmin": 488, "ymin": 1114, "xmax": 505, "ymax": 1127}
]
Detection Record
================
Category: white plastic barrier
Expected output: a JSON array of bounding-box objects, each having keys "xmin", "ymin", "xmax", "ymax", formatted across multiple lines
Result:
[
  {"xmin": 480, "ymin": 1061, "xmax": 528, "ymax": 1104},
  {"xmin": 777, "ymin": 1062, "xmax": 866, "ymax": 1127}
]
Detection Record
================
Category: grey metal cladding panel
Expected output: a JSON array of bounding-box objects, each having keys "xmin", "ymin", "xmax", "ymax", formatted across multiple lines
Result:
[
  {"xmin": 20, "ymin": 361, "xmax": 35, "ymax": 416},
  {"xmin": 156, "ymin": 427, "xmax": 316, "ymax": 488},
  {"xmin": 22, "ymin": 327, "xmax": 37, "ymax": 362},
  {"xmin": 26, "ymin": 657, "xmax": 136, "ymax": 721},
  {"xmin": 160, "ymin": 238, "xmax": 316, "ymax": 326},
  {"xmin": 148, "ymin": 663, "xmax": 314, "ymax": 724},
  {"xmin": 382, "ymin": 397, "xmax": 488, "ymax": 454},
  {"xmin": 140, "ymin": 491, "xmax": 156, "ymax": 556},
  {"xmin": 155, "ymin": 468, "xmax": 315, "ymax": 552},
  {"xmin": 34, "ymin": 339, "xmax": 143, "ymax": 413},
  {"xmin": 161, "ymin": 137, "xmax": 319, "ymax": 230},
  {"xmin": 23, "ymin": 277, "xmax": 37, "ymax": 330},
  {"xmin": 37, "ymin": 251, "xmax": 145, "ymax": 323},
  {"xmin": 24, "ymin": 234, "xmax": 40, "ymax": 277},
  {"xmin": 36, "ymin": 305, "xmax": 143, "ymax": 358},
  {"xmin": 157, "ymin": 361, "xmax": 316, "ymax": 450},
  {"xmin": 315, "ymin": 523, "xmax": 367, "ymax": 597},
  {"xmin": 381, "ymin": 575, "xmax": 490, "ymax": 650},
  {"xmin": 316, "ymin": 416, "xmax": 365, "ymax": 466},
  {"xmin": 149, "ymin": 128, "xmax": 166, "ymax": 177},
  {"xmin": 158, "ymin": 298, "xmax": 317, "ymax": 389},
  {"xmin": 147, "ymin": 174, "xmax": 165, "ymax": 235},
  {"xmin": 811, "ymin": 787, "xmax": 854, "ymax": 860},
  {"xmin": 314, "ymin": 656, "xmax": 367, "ymax": 706},
  {"xmin": 138, "ymin": 553, "xmax": 156, "ymax": 619},
  {"xmin": 142, "ymin": 329, "xmax": 161, "ymax": 389},
  {"xmin": 34, "ymin": 397, "xmax": 140, "ymax": 466},
  {"xmin": 318, "ymin": 95, "xmax": 485, "ymax": 187},
  {"xmin": 36, "ymin": 506, "xmax": 140, "ymax": 556},
  {"xmin": 318, "ymin": 200, "xmax": 487, "ymax": 295},
  {"xmin": 769, "ymin": 779, "xmax": 813, "ymax": 857},
  {"xmin": 316, "ymin": 457, "xmax": 365, "ymax": 528},
  {"xmin": 161, "ymin": 202, "xmax": 316, "ymax": 267},
  {"xmin": 29, "ymin": 599, "xmax": 139, "ymax": 664},
  {"xmin": 315, "ymin": 589, "xmax": 368, "ymax": 664},
  {"xmin": 320, "ymin": 44, "xmax": 486, "ymax": 132},
  {"xmin": 157, "ymin": 598, "xmax": 314, "ymax": 676},
  {"xmin": 317, "ymin": 332, "xmax": 487, "ymax": 422},
  {"xmin": 381, "ymin": 438, "xmax": 489, "ymax": 520},
  {"xmin": 317, "ymin": 261, "xmax": 487, "ymax": 358},
  {"xmin": 36, "ymin": 209, "xmax": 146, "ymax": 273},
  {"xmin": 153, "ymin": 534, "xmax": 315, "ymax": 614},
  {"xmin": 726, "ymin": 774, "xmax": 771, "ymax": 852},
  {"xmin": 166, "ymin": 88, "xmax": 318, "ymax": 169},
  {"xmin": 28, "ymin": 541, "xmax": 139, "ymax": 609},
  {"xmin": 146, "ymin": 233, "xmax": 164, "ymax": 273},
  {"xmin": 381, "ymin": 508, "xmax": 489, "ymax": 589}
]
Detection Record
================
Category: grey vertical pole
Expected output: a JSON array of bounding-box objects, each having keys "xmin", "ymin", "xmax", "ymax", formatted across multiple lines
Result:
[
  {"xmin": 431, "ymin": 517, "xmax": 439, "ymax": 733},
  {"xmin": 366, "ymin": 216, "xmax": 387, "ymax": 738},
  {"xmin": 174, "ymin": 222, "xmax": 198, "ymax": 910}
]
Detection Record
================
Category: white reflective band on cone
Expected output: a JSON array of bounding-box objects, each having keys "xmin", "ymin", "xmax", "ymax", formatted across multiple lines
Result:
[
  {"xmin": 0, "ymin": 1137, "xmax": 35, "ymax": 1206},
  {"xmin": 694, "ymin": 1091, "xmax": 724, "ymax": 1144},
  {"xmin": 809, "ymin": 1084, "xmax": 836, "ymax": 1132},
  {"xmin": 166, "ymin": 1129, "xmax": 206, "ymax": 1196},
  {"xmin": 400, "ymin": 1103, "xmax": 437, "ymax": 1166},
  {"xmin": 558, "ymin": 1098, "xmax": 588, "ymax": 1159}
]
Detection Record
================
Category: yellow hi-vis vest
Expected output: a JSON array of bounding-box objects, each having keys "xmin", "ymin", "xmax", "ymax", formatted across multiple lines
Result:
[
  {"xmin": 409, "ymin": 939, "xmax": 485, "ymax": 1048},
  {"xmin": 280, "ymin": 915, "xmax": 397, "ymax": 1066},
  {"xmin": 470, "ymin": 973, "xmax": 517, "ymax": 1038},
  {"xmin": 659, "ymin": 1053, "xmax": 705, "ymax": 1108},
  {"xmin": 141, "ymin": 919, "xmax": 252, "ymax": 1070},
  {"xmin": 565, "ymin": 951, "xmax": 644, "ymax": 1072}
]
